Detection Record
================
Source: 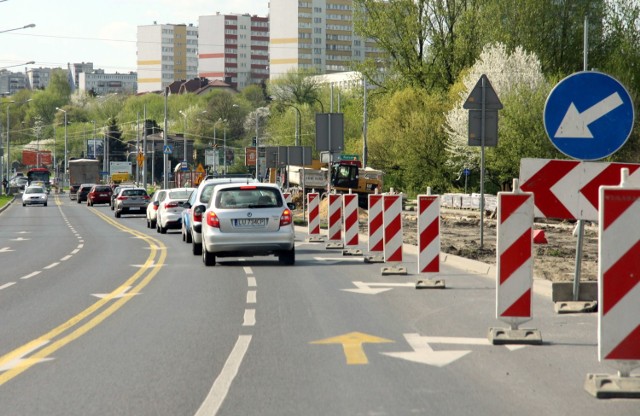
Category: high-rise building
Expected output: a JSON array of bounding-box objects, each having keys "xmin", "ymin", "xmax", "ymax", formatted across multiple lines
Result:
[
  {"xmin": 198, "ymin": 13, "xmax": 269, "ymax": 90},
  {"xmin": 269, "ymin": 0, "xmax": 381, "ymax": 79},
  {"xmin": 0, "ymin": 69, "xmax": 28, "ymax": 95},
  {"xmin": 137, "ymin": 23, "xmax": 199, "ymax": 93}
]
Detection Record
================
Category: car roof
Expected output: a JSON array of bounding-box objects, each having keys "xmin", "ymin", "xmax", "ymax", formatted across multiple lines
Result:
[{"xmin": 212, "ymin": 182, "xmax": 281, "ymax": 192}]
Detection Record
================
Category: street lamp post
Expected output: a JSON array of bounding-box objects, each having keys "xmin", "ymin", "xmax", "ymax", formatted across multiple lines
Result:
[
  {"xmin": 56, "ymin": 107, "xmax": 67, "ymax": 187},
  {"xmin": 179, "ymin": 110, "xmax": 187, "ymax": 162},
  {"xmin": 255, "ymin": 112, "xmax": 259, "ymax": 181},
  {"xmin": 5, "ymin": 98, "xmax": 32, "ymax": 182}
]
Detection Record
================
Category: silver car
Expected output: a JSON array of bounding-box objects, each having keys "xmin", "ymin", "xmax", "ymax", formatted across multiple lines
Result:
[
  {"xmin": 200, "ymin": 183, "xmax": 296, "ymax": 266},
  {"xmin": 22, "ymin": 185, "xmax": 48, "ymax": 207},
  {"xmin": 114, "ymin": 187, "xmax": 150, "ymax": 218}
]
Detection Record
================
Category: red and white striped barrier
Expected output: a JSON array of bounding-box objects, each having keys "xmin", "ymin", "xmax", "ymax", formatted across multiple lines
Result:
[
  {"xmin": 368, "ymin": 194, "xmax": 384, "ymax": 253},
  {"xmin": 328, "ymin": 193, "xmax": 343, "ymax": 242},
  {"xmin": 598, "ymin": 173, "xmax": 640, "ymax": 366},
  {"xmin": 417, "ymin": 194, "xmax": 440, "ymax": 273},
  {"xmin": 383, "ymin": 194, "xmax": 403, "ymax": 263},
  {"xmin": 496, "ymin": 188, "xmax": 534, "ymax": 322},
  {"xmin": 343, "ymin": 193, "xmax": 359, "ymax": 247},
  {"xmin": 307, "ymin": 192, "xmax": 320, "ymax": 236}
]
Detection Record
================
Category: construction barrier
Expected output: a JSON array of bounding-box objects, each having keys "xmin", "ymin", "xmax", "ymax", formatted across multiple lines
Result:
[
  {"xmin": 598, "ymin": 175, "xmax": 640, "ymax": 365},
  {"xmin": 307, "ymin": 192, "xmax": 320, "ymax": 236},
  {"xmin": 328, "ymin": 194, "xmax": 342, "ymax": 242},
  {"xmin": 368, "ymin": 194, "xmax": 384, "ymax": 253},
  {"xmin": 383, "ymin": 194, "xmax": 403, "ymax": 263},
  {"xmin": 343, "ymin": 193, "xmax": 359, "ymax": 247},
  {"xmin": 417, "ymin": 194, "xmax": 440, "ymax": 273}
]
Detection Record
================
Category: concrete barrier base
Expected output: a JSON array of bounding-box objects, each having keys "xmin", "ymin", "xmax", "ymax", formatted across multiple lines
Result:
[
  {"xmin": 415, "ymin": 279, "xmax": 446, "ymax": 289},
  {"xmin": 364, "ymin": 255, "xmax": 385, "ymax": 263},
  {"xmin": 554, "ymin": 301, "xmax": 597, "ymax": 314},
  {"xmin": 585, "ymin": 374, "xmax": 640, "ymax": 399},
  {"xmin": 325, "ymin": 242, "xmax": 344, "ymax": 249},
  {"xmin": 306, "ymin": 236, "xmax": 325, "ymax": 243},
  {"xmin": 342, "ymin": 249, "xmax": 363, "ymax": 256},
  {"xmin": 381, "ymin": 266, "xmax": 407, "ymax": 276},
  {"xmin": 488, "ymin": 327, "xmax": 543, "ymax": 345}
]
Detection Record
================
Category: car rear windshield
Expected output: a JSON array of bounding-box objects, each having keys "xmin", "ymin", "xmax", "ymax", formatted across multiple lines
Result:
[
  {"xmin": 94, "ymin": 186, "xmax": 111, "ymax": 192},
  {"xmin": 168, "ymin": 190, "xmax": 193, "ymax": 199},
  {"xmin": 25, "ymin": 187, "xmax": 44, "ymax": 194},
  {"xmin": 123, "ymin": 189, "xmax": 147, "ymax": 196},
  {"xmin": 215, "ymin": 188, "xmax": 282, "ymax": 209}
]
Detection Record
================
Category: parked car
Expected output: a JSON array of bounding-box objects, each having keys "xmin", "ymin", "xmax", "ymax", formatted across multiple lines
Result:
[
  {"xmin": 114, "ymin": 187, "xmax": 150, "ymax": 218},
  {"xmin": 200, "ymin": 183, "xmax": 296, "ymax": 266},
  {"xmin": 12, "ymin": 176, "xmax": 28, "ymax": 191},
  {"xmin": 110, "ymin": 184, "xmax": 136, "ymax": 210},
  {"xmin": 182, "ymin": 176, "xmax": 256, "ymax": 255},
  {"xmin": 155, "ymin": 188, "xmax": 195, "ymax": 234},
  {"xmin": 69, "ymin": 184, "xmax": 80, "ymax": 200},
  {"xmin": 22, "ymin": 185, "xmax": 48, "ymax": 207},
  {"xmin": 76, "ymin": 183, "xmax": 96, "ymax": 204},
  {"xmin": 87, "ymin": 184, "xmax": 113, "ymax": 206},
  {"xmin": 146, "ymin": 190, "xmax": 166, "ymax": 229}
]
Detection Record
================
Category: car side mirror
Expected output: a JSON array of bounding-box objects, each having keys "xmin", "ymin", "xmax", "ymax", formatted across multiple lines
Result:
[
  {"xmin": 183, "ymin": 202, "xmax": 191, "ymax": 209},
  {"xmin": 287, "ymin": 202, "xmax": 296, "ymax": 211},
  {"xmin": 153, "ymin": 201, "xmax": 160, "ymax": 207}
]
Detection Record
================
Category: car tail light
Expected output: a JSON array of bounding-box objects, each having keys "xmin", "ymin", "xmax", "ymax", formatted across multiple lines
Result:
[
  {"xmin": 164, "ymin": 202, "xmax": 179, "ymax": 209},
  {"xmin": 153, "ymin": 204, "xmax": 159, "ymax": 211},
  {"xmin": 240, "ymin": 186, "xmax": 257, "ymax": 190},
  {"xmin": 117, "ymin": 196, "xmax": 128, "ymax": 200},
  {"xmin": 193, "ymin": 210, "xmax": 203, "ymax": 222},
  {"xmin": 280, "ymin": 209, "xmax": 292, "ymax": 226},
  {"xmin": 206, "ymin": 211, "xmax": 220, "ymax": 228},
  {"xmin": 143, "ymin": 195, "xmax": 150, "ymax": 200}
]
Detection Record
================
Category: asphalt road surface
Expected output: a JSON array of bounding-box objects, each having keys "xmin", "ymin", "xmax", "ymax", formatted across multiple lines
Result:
[{"xmin": 0, "ymin": 194, "xmax": 637, "ymax": 415}]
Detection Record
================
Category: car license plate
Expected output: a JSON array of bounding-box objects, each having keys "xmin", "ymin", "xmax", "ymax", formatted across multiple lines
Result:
[
  {"xmin": 99, "ymin": 193, "xmax": 107, "ymax": 197},
  {"xmin": 234, "ymin": 218, "xmax": 266, "ymax": 227},
  {"xmin": 130, "ymin": 207, "xmax": 141, "ymax": 211}
]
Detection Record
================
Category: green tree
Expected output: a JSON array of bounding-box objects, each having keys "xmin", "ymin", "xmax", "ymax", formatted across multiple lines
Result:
[{"xmin": 267, "ymin": 68, "xmax": 323, "ymax": 108}]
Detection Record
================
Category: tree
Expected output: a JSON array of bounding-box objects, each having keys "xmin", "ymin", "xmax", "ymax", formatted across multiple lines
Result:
[{"xmin": 267, "ymin": 68, "xmax": 323, "ymax": 107}]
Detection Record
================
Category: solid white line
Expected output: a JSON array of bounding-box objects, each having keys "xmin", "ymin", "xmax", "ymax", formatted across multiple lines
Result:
[
  {"xmin": 60, "ymin": 255, "xmax": 72, "ymax": 261},
  {"xmin": 0, "ymin": 282, "xmax": 16, "ymax": 290},
  {"xmin": 247, "ymin": 277, "xmax": 257, "ymax": 287},
  {"xmin": 44, "ymin": 262, "xmax": 60, "ymax": 270},
  {"xmin": 20, "ymin": 271, "xmax": 41, "ymax": 280},
  {"xmin": 194, "ymin": 335, "xmax": 252, "ymax": 416},
  {"xmin": 243, "ymin": 309, "xmax": 256, "ymax": 326},
  {"xmin": 246, "ymin": 290, "xmax": 256, "ymax": 304}
]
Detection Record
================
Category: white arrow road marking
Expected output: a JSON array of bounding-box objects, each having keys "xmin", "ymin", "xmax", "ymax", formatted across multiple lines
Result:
[
  {"xmin": 0, "ymin": 247, "xmax": 14, "ymax": 253},
  {"xmin": 342, "ymin": 281, "xmax": 415, "ymax": 295},
  {"xmin": 314, "ymin": 256, "xmax": 365, "ymax": 265},
  {"xmin": 554, "ymin": 92, "xmax": 623, "ymax": 138},
  {"xmin": 0, "ymin": 340, "xmax": 53, "ymax": 372},
  {"xmin": 383, "ymin": 333, "xmax": 471, "ymax": 367},
  {"xmin": 423, "ymin": 335, "xmax": 527, "ymax": 352},
  {"xmin": 91, "ymin": 286, "xmax": 138, "ymax": 299}
]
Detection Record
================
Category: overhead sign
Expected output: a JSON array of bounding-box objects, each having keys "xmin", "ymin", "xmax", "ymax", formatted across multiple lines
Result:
[
  {"xmin": 519, "ymin": 158, "xmax": 640, "ymax": 221},
  {"xmin": 544, "ymin": 71, "xmax": 635, "ymax": 160}
]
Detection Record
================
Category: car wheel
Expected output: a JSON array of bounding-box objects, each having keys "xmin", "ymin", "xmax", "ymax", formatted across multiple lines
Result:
[
  {"xmin": 181, "ymin": 230, "xmax": 186, "ymax": 242},
  {"xmin": 150, "ymin": 219, "xmax": 156, "ymax": 229},
  {"xmin": 192, "ymin": 240, "xmax": 202, "ymax": 255},
  {"xmin": 159, "ymin": 223, "xmax": 167, "ymax": 234},
  {"xmin": 202, "ymin": 245, "xmax": 216, "ymax": 266},
  {"xmin": 22, "ymin": 203, "xmax": 26, "ymax": 207},
  {"xmin": 115, "ymin": 210, "xmax": 121, "ymax": 218},
  {"xmin": 279, "ymin": 247, "xmax": 295, "ymax": 265},
  {"xmin": 111, "ymin": 204, "xmax": 114, "ymax": 211},
  {"xmin": 186, "ymin": 230, "xmax": 192, "ymax": 244},
  {"xmin": 77, "ymin": 198, "xmax": 81, "ymax": 204},
  {"xmin": 44, "ymin": 202, "xmax": 47, "ymax": 207}
]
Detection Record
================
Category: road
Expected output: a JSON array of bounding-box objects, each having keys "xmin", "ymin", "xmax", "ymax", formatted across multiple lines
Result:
[{"xmin": 0, "ymin": 194, "xmax": 636, "ymax": 415}]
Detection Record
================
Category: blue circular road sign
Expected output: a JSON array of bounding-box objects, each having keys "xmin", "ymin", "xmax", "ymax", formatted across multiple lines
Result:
[{"xmin": 544, "ymin": 71, "xmax": 635, "ymax": 161}]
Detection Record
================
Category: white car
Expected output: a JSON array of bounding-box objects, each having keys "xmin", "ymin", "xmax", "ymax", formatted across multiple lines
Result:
[
  {"xmin": 200, "ymin": 183, "xmax": 296, "ymax": 266},
  {"xmin": 146, "ymin": 190, "xmax": 167, "ymax": 229},
  {"xmin": 155, "ymin": 188, "xmax": 195, "ymax": 234},
  {"xmin": 182, "ymin": 176, "xmax": 257, "ymax": 255},
  {"xmin": 22, "ymin": 185, "xmax": 48, "ymax": 207}
]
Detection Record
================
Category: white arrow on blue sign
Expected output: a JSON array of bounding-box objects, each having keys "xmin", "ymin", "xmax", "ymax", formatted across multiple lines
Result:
[{"xmin": 544, "ymin": 71, "xmax": 635, "ymax": 161}]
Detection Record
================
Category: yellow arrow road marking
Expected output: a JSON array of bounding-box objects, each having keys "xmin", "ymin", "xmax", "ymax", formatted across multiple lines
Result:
[{"xmin": 311, "ymin": 332, "xmax": 394, "ymax": 365}]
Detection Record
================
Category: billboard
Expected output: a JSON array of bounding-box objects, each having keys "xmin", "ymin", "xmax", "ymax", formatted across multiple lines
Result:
[{"xmin": 87, "ymin": 139, "xmax": 104, "ymax": 157}]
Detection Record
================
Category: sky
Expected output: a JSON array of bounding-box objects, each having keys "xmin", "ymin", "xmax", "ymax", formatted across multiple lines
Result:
[{"xmin": 1, "ymin": 0, "xmax": 270, "ymax": 73}]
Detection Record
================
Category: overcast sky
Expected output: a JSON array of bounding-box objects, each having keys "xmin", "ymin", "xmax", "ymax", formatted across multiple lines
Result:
[{"xmin": 1, "ymin": 0, "xmax": 270, "ymax": 73}]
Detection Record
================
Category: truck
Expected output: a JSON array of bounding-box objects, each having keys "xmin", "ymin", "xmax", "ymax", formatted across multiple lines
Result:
[
  {"xmin": 286, "ymin": 159, "xmax": 383, "ymax": 208},
  {"xmin": 68, "ymin": 158, "xmax": 100, "ymax": 200}
]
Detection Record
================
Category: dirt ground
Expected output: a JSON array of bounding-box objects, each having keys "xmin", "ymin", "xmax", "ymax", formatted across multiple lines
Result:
[{"xmin": 306, "ymin": 198, "xmax": 598, "ymax": 283}]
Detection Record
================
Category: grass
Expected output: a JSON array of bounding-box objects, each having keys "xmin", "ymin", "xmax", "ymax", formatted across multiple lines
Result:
[{"xmin": 0, "ymin": 194, "xmax": 13, "ymax": 209}]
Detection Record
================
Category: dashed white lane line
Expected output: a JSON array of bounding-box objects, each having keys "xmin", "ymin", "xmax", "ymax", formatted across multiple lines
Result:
[
  {"xmin": 247, "ymin": 277, "xmax": 257, "ymax": 287},
  {"xmin": 60, "ymin": 255, "xmax": 72, "ymax": 261},
  {"xmin": 243, "ymin": 266, "xmax": 253, "ymax": 275},
  {"xmin": 0, "ymin": 282, "xmax": 16, "ymax": 290},
  {"xmin": 71, "ymin": 249, "xmax": 80, "ymax": 254},
  {"xmin": 20, "ymin": 271, "xmax": 41, "ymax": 280},
  {"xmin": 43, "ymin": 262, "xmax": 60, "ymax": 270},
  {"xmin": 246, "ymin": 290, "xmax": 256, "ymax": 304},
  {"xmin": 243, "ymin": 309, "xmax": 256, "ymax": 326}
]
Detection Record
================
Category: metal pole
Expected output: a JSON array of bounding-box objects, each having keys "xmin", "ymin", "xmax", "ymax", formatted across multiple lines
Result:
[
  {"xmin": 136, "ymin": 112, "xmax": 140, "ymax": 185},
  {"xmin": 255, "ymin": 111, "xmax": 259, "ymax": 181},
  {"xmin": 223, "ymin": 123, "xmax": 227, "ymax": 175},
  {"xmin": 143, "ymin": 105, "xmax": 147, "ymax": 188},
  {"xmin": 6, "ymin": 103, "xmax": 11, "ymax": 181},
  {"xmin": 480, "ymin": 77, "xmax": 486, "ymax": 248},
  {"xmin": 163, "ymin": 87, "xmax": 168, "ymax": 189},
  {"xmin": 363, "ymin": 79, "xmax": 368, "ymax": 168},
  {"xmin": 63, "ymin": 112, "xmax": 67, "ymax": 187}
]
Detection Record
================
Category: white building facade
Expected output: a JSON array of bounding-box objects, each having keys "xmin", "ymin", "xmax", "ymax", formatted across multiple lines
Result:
[
  {"xmin": 78, "ymin": 70, "xmax": 137, "ymax": 95},
  {"xmin": 269, "ymin": 0, "xmax": 381, "ymax": 79},
  {"xmin": 137, "ymin": 23, "xmax": 199, "ymax": 93},
  {"xmin": 198, "ymin": 13, "xmax": 269, "ymax": 90}
]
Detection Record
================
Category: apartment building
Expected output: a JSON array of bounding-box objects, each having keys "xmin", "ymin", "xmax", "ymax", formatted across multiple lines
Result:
[
  {"xmin": 25, "ymin": 67, "xmax": 53, "ymax": 90},
  {"xmin": 269, "ymin": 0, "xmax": 381, "ymax": 79},
  {"xmin": 69, "ymin": 62, "xmax": 95, "ymax": 91},
  {"xmin": 198, "ymin": 13, "xmax": 269, "ymax": 90},
  {"xmin": 0, "ymin": 70, "xmax": 28, "ymax": 95},
  {"xmin": 137, "ymin": 23, "xmax": 199, "ymax": 93},
  {"xmin": 78, "ymin": 70, "xmax": 137, "ymax": 95}
]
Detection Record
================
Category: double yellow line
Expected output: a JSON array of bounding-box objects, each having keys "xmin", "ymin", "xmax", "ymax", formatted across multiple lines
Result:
[{"xmin": 0, "ymin": 207, "xmax": 166, "ymax": 386}]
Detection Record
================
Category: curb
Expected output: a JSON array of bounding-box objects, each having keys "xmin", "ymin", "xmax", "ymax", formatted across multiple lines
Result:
[{"xmin": 0, "ymin": 196, "xmax": 15, "ymax": 214}]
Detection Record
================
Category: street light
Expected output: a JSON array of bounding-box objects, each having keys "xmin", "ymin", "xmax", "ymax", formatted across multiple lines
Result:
[
  {"xmin": 91, "ymin": 120, "xmax": 97, "ymax": 158},
  {"xmin": 0, "ymin": 23, "xmax": 35, "ymax": 34},
  {"xmin": 0, "ymin": 60, "xmax": 35, "ymax": 71},
  {"xmin": 218, "ymin": 118, "xmax": 229, "ymax": 175},
  {"xmin": 56, "ymin": 107, "xmax": 67, "ymax": 187},
  {"xmin": 178, "ymin": 110, "xmax": 187, "ymax": 162},
  {"xmin": 5, "ymin": 98, "xmax": 32, "ymax": 183}
]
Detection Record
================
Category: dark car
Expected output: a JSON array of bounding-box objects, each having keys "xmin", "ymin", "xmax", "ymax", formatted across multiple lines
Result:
[
  {"xmin": 76, "ymin": 183, "xmax": 96, "ymax": 204},
  {"xmin": 87, "ymin": 185, "xmax": 113, "ymax": 206}
]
